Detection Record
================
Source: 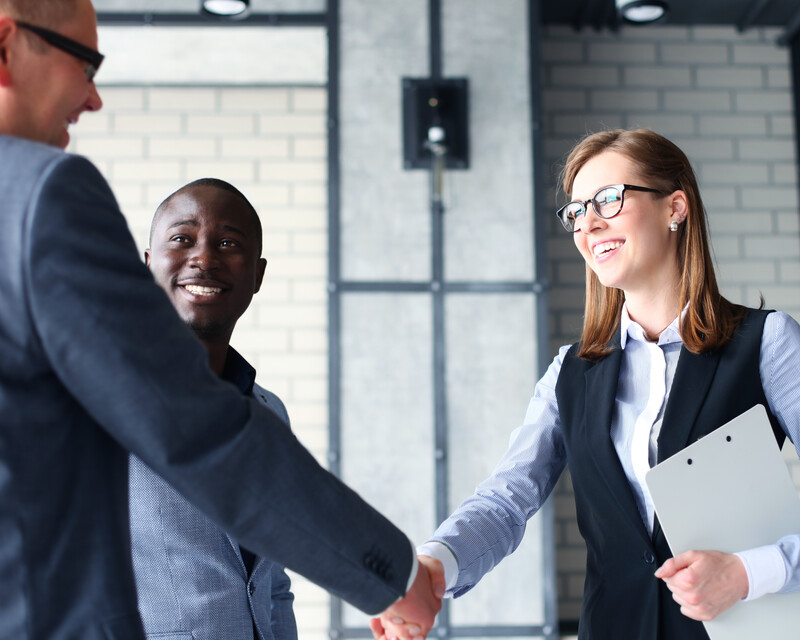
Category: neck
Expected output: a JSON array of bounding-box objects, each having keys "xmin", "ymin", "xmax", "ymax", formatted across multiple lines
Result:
[
  {"xmin": 202, "ymin": 339, "xmax": 230, "ymax": 376},
  {"xmin": 625, "ymin": 289, "xmax": 682, "ymax": 342}
]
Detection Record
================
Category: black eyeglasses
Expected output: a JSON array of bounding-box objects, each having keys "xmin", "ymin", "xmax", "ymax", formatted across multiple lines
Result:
[
  {"xmin": 16, "ymin": 21, "xmax": 104, "ymax": 83},
  {"xmin": 556, "ymin": 183, "xmax": 668, "ymax": 233}
]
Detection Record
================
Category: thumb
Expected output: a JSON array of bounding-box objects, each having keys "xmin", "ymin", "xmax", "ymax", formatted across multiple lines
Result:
[
  {"xmin": 655, "ymin": 552, "xmax": 691, "ymax": 579},
  {"xmin": 419, "ymin": 555, "xmax": 446, "ymax": 599},
  {"xmin": 431, "ymin": 570, "xmax": 446, "ymax": 599}
]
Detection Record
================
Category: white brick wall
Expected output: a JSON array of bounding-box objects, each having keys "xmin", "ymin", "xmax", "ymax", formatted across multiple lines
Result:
[
  {"xmin": 69, "ymin": 85, "xmax": 330, "ymax": 639},
  {"xmin": 542, "ymin": 24, "xmax": 800, "ymax": 622}
]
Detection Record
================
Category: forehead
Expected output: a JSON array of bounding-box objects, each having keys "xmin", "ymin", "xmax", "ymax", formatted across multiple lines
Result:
[
  {"xmin": 59, "ymin": 0, "xmax": 100, "ymax": 50},
  {"xmin": 571, "ymin": 151, "xmax": 639, "ymax": 198},
  {"xmin": 155, "ymin": 186, "xmax": 258, "ymax": 234}
]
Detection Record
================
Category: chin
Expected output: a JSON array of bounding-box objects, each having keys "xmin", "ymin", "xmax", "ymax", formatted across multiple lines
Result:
[{"xmin": 189, "ymin": 321, "xmax": 226, "ymax": 341}]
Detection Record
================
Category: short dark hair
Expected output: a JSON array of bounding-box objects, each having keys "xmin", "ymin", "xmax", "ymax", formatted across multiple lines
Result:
[
  {"xmin": 150, "ymin": 178, "xmax": 263, "ymax": 257},
  {"xmin": 0, "ymin": 0, "xmax": 77, "ymax": 27}
]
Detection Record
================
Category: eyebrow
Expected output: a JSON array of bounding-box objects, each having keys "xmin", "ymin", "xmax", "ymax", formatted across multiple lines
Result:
[
  {"xmin": 166, "ymin": 219, "xmax": 249, "ymax": 238},
  {"xmin": 166, "ymin": 219, "xmax": 199, "ymax": 230}
]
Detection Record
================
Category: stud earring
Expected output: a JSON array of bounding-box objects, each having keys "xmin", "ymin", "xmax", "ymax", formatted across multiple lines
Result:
[{"xmin": 669, "ymin": 220, "xmax": 679, "ymax": 232}]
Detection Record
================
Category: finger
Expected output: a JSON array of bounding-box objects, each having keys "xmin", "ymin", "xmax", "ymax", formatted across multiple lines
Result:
[
  {"xmin": 656, "ymin": 551, "xmax": 694, "ymax": 579},
  {"xmin": 380, "ymin": 615, "xmax": 416, "ymax": 640},
  {"xmin": 369, "ymin": 617, "xmax": 386, "ymax": 640}
]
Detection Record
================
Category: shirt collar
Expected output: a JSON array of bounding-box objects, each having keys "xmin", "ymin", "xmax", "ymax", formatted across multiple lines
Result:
[
  {"xmin": 620, "ymin": 302, "xmax": 686, "ymax": 349},
  {"xmin": 220, "ymin": 346, "xmax": 256, "ymax": 395}
]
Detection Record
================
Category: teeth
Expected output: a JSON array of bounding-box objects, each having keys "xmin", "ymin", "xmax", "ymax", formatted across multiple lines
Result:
[
  {"xmin": 593, "ymin": 241, "xmax": 623, "ymax": 257},
  {"xmin": 184, "ymin": 284, "xmax": 222, "ymax": 295}
]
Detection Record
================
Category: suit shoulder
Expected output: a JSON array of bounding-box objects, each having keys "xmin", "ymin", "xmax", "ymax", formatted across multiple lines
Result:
[{"xmin": 252, "ymin": 382, "xmax": 291, "ymax": 427}]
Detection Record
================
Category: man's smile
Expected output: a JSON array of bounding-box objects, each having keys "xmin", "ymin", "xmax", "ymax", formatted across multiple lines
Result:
[{"xmin": 183, "ymin": 284, "xmax": 223, "ymax": 296}]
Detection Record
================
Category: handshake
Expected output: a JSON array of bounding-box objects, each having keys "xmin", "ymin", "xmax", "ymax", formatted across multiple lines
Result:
[{"xmin": 369, "ymin": 556, "xmax": 446, "ymax": 640}]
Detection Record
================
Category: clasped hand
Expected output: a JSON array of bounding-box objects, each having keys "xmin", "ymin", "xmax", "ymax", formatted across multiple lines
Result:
[
  {"xmin": 370, "ymin": 555, "xmax": 445, "ymax": 640},
  {"xmin": 655, "ymin": 550, "xmax": 749, "ymax": 621}
]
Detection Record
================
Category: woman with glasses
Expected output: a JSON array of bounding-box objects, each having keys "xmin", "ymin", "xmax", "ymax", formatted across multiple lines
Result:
[{"xmin": 374, "ymin": 128, "xmax": 800, "ymax": 640}]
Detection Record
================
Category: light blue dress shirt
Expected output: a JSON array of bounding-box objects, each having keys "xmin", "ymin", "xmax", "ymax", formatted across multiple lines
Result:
[{"xmin": 419, "ymin": 308, "xmax": 800, "ymax": 601}]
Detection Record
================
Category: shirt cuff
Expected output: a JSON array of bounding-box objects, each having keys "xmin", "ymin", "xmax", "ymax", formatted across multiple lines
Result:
[
  {"xmin": 416, "ymin": 541, "xmax": 458, "ymax": 596},
  {"xmin": 405, "ymin": 543, "xmax": 419, "ymax": 593},
  {"xmin": 734, "ymin": 545, "xmax": 788, "ymax": 601}
]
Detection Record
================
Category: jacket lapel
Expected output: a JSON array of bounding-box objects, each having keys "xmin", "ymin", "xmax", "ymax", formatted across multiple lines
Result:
[
  {"xmin": 583, "ymin": 339, "xmax": 652, "ymax": 544},
  {"xmin": 656, "ymin": 346, "xmax": 721, "ymax": 463}
]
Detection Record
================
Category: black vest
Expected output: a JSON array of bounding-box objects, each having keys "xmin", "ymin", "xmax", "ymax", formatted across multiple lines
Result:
[{"xmin": 555, "ymin": 309, "xmax": 782, "ymax": 640}]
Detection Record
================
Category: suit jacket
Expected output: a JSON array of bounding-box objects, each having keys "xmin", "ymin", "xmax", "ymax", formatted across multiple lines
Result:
[
  {"xmin": 556, "ymin": 308, "xmax": 780, "ymax": 640},
  {"xmin": 130, "ymin": 348, "xmax": 297, "ymax": 640},
  {"xmin": 0, "ymin": 134, "xmax": 411, "ymax": 640}
]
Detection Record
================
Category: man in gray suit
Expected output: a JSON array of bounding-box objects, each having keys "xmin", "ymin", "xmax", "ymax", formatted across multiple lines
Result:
[
  {"xmin": 130, "ymin": 179, "xmax": 297, "ymax": 639},
  {"xmin": 0, "ymin": 0, "xmax": 442, "ymax": 638}
]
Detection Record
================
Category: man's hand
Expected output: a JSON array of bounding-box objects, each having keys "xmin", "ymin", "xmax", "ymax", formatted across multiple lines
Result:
[
  {"xmin": 370, "ymin": 555, "xmax": 445, "ymax": 640},
  {"xmin": 655, "ymin": 550, "xmax": 749, "ymax": 621}
]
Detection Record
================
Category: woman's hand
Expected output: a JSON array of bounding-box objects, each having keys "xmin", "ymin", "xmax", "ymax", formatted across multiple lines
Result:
[{"xmin": 655, "ymin": 550, "xmax": 749, "ymax": 621}]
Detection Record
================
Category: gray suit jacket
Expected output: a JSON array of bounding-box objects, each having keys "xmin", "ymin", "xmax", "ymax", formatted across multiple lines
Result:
[
  {"xmin": 130, "ymin": 349, "xmax": 297, "ymax": 640},
  {"xmin": 0, "ymin": 135, "xmax": 411, "ymax": 640}
]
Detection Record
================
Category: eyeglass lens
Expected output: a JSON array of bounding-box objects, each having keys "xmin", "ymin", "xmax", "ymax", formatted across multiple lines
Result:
[{"xmin": 560, "ymin": 186, "xmax": 624, "ymax": 232}]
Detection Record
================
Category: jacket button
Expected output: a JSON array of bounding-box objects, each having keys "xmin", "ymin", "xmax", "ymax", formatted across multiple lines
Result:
[
  {"xmin": 643, "ymin": 551, "xmax": 655, "ymax": 565},
  {"xmin": 249, "ymin": 582, "xmax": 256, "ymax": 595}
]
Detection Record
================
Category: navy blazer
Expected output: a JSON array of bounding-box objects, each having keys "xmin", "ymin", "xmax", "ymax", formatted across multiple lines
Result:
[
  {"xmin": 131, "ymin": 348, "xmax": 297, "ymax": 640},
  {"xmin": 0, "ymin": 135, "xmax": 411, "ymax": 639}
]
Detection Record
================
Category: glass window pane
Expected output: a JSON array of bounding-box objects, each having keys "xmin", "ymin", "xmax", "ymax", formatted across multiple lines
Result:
[
  {"xmin": 445, "ymin": 293, "xmax": 547, "ymax": 626},
  {"xmin": 340, "ymin": 293, "xmax": 435, "ymax": 626},
  {"xmin": 97, "ymin": 27, "xmax": 326, "ymax": 84},
  {"xmin": 339, "ymin": 0, "xmax": 431, "ymax": 280},
  {"xmin": 442, "ymin": 0, "xmax": 533, "ymax": 281}
]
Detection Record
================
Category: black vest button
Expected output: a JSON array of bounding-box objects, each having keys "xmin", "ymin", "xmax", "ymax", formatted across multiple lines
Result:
[{"xmin": 642, "ymin": 550, "xmax": 655, "ymax": 565}]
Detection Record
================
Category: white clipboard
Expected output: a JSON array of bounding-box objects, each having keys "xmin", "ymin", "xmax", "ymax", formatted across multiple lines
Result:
[{"xmin": 645, "ymin": 404, "xmax": 800, "ymax": 640}]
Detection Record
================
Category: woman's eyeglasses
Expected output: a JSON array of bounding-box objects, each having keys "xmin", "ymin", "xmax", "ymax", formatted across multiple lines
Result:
[{"xmin": 556, "ymin": 183, "xmax": 668, "ymax": 233}]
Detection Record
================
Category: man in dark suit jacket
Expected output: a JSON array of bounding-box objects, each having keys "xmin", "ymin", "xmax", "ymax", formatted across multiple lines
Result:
[{"xmin": 0, "ymin": 1, "xmax": 442, "ymax": 638}]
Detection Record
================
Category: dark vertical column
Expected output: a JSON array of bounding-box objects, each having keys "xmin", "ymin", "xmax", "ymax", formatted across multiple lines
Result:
[
  {"xmin": 327, "ymin": 0, "xmax": 344, "ymax": 635},
  {"xmin": 428, "ymin": 0, "xmax": 451, "ymax": 636},
  {"xmin": 792, "ymin": 40, "xmax": 800, "ymax": 211},
  {"xmin": 528, "ymin": 0, "xmax": 558, "ymax": 637}
]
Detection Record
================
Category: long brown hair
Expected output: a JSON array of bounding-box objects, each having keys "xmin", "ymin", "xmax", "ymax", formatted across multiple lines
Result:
[{"xmin": 560, "ymin": 128, "xmax": 746, "ymax": 360}]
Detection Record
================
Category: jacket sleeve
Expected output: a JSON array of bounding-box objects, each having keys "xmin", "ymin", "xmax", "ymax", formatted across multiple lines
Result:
[
  {"xmin": 428, "ymin": 349, "xmax": 568, "ymax": 597},
  {"xmin": 736, "ymin": 311, "xmax": 800, "ymax": 598},
  {"xmin": 23, "ymin": 153, "xmax": 412, "ymax": 615}
]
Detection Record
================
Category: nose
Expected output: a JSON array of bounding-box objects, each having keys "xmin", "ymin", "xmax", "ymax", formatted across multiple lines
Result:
[
  {"xmin": 84, "ymin": 82, "xmax": 103, "ymax": 113},
  {"xmin": 188, "ymin": 242, "xmax": 221, "ymax": 271},
  {"xmin": 577, "ymin": 204, "xmax": 605, "ymax": 234}
]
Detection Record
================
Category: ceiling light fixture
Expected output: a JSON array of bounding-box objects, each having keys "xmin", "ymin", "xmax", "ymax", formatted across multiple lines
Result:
[
  {"xmin": 615, "ymin": 0, "xmax": 668, "ymax": 24},
  {"xmin": 201, "ymin": 0, "xmax": 250, "ymax": 19}
]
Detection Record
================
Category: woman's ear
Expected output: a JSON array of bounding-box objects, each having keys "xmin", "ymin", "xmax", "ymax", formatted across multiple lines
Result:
[{"xmin": 669, "ymin": 190, "xmax": 689, "ymax": 223}]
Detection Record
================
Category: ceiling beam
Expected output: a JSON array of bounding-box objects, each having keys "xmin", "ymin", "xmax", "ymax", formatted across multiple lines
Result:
[{"xmin": 96, "ymin": 11, "xmax": 326, "ymax": 26}]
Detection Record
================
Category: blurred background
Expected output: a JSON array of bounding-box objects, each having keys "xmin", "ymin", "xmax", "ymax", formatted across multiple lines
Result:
[{"xmin": 76, "ymin": 1, "xmax": 800, "ymax": 637}]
